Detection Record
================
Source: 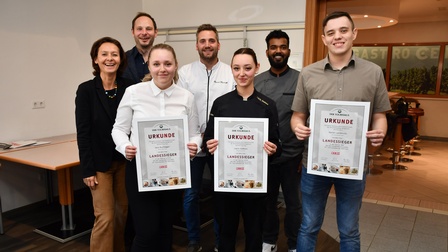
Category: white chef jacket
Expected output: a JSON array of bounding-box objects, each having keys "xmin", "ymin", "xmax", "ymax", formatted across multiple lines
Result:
[{"xmin": 177, "ymin": 60, "xmax": 235, "ymax": 133}]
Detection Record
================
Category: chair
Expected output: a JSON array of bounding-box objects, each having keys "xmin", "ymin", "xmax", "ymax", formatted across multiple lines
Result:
[
  {"xmin": 383, "ymin": 116, "xmax": 409, "ymax": 170},
  {"xmin": 367, "ymin": 145, "xmax": 383, "ymax": 175},
  {"xmin": 387, "ymin": 97, "xmax": 417, "ymax": 162},
  {"xmin": 406, "ymin": 97, "xmax": 424, "ymax": 154}
]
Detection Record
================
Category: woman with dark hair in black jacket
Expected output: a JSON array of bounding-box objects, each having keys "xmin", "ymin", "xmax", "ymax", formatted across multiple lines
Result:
[{"xmin": 75, "ymin": 36, "xmax": 133, "ymax": 252}]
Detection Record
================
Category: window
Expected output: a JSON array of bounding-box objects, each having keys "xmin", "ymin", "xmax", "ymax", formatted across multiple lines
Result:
[
  {"xmin": 390, "ymin": 45, "xmax": 439, "ymax": 94},
  {"xmin": 441, "ymin": 45, "xmax": 448, "ymax": 96},
  {"xmin": 353, "ymin": 46, "xmax": 388, "ymax": 78},
  {"xmin": 354, "ymin": 43, "xmax": 448, "ymax": 97}
]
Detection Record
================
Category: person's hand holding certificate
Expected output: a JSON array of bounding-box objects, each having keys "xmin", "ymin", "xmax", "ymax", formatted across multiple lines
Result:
[
  {"xmin": 133, "ymin": 115, "xmax": 192, "ymax": 191},
  {"xmin": 208, "ymin": 117, "xmax": 269, "ymax": 193},
  {"xmin": 307, "ymin": 99, "xmax": 370, "ymax": 180}
]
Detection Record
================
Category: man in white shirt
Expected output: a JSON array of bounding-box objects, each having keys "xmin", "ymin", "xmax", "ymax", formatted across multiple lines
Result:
[{"xmin": 177, "ymin": 24, "xmax": 235, "ymax": 252}]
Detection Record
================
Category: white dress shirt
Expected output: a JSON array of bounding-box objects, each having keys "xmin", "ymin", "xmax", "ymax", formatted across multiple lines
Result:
[{"xmin": 112, "ymin": 80, "xmax": 202, "ymax": 157}]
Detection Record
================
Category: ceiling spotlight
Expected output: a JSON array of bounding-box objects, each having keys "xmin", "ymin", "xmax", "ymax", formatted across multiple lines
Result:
[{"xmin": 327, "ymin": 0, "xmax": 399, "ymax": 30}]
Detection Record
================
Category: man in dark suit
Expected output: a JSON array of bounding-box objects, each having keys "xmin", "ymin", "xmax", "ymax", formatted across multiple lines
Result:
[
  {"xmin": 122, "ymin": 12, "xmax": 158, "ymax": 83},
  {"xmin": 121, "ymin": 12, "xmax": 158, "ymax": 249}
]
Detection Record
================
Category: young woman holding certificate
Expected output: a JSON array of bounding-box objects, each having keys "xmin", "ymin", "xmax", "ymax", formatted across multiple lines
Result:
[
  {"xmin": 112, "ymin": 43, "xmax": 201, "ymax": 252},
  {"xmin": 203, "ymin": 48, "xmax": 281, "ymax": 252}
]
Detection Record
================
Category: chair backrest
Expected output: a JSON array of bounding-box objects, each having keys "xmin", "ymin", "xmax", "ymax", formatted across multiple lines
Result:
[
  {"xmin": 395, "ymin": 97, "xmax": 409, "ymax": 116},
  {"xmin": 405, "ymin": 97, "xmax": 420, "ymax": 108}
]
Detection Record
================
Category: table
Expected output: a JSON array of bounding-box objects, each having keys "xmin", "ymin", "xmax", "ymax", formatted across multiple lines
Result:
[
  {"xmin": 0, "ymin": 134, "xmax": 77, "ymax": 204},
  {"xmin": 0, "ymin": 134, "xmax": 91, "ymax": 242}
]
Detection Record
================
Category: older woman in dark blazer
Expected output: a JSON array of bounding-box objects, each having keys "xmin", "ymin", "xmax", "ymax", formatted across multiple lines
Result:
[{"xmin": 75, "ymin": 37, "xmax": 133, "ymax": 252}]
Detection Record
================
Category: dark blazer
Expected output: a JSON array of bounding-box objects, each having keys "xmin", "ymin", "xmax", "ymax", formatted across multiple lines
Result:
[{"xmin": 75, "ymin": 76, "xmax": 133, "ymax": 178}]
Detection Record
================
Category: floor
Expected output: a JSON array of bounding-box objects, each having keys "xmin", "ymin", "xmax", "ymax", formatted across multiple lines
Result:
[
  {"xmin": 321, "ymin": 138, "xmax": 448, "ymax": 252},
  {"xmin": 1, "ymin": 139, "xmax": 447, "ymax": 251}
]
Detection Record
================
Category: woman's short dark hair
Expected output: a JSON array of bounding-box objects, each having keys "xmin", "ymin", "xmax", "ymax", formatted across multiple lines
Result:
[
  {"xmin": 232, "ymin": 48, "xmax": 258, "ymax": 66},
  {"xmin": 90, "ymin": 37, "xmax": 127, "ymax": 77}
]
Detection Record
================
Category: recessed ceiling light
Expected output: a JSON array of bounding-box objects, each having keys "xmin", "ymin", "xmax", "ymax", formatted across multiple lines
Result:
[
  {"xmin": 327, "ymin": 0, "xmax": 400, "ymax": 30},
  {"xmin": 350, "ymin": 14, "xmax": 398, "ymax": 30}
]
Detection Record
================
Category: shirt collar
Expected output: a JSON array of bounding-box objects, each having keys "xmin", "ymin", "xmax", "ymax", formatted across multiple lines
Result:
[
  {"xmin": 232, "ymin": 88, "xmax": 258, "ymax": 100},
  {"xmin": 323, "ymin": 51, "xmax": 356, "ymax": 71},
  {"xmin": 268, "ymin": 66, "xmax": 291, "ymax": 77},
  {"xmin": 198, "ymin": 60, "xmax": 221, "ymax": 71},
  {"xmin": 149, "ymin": 80, "xmax": 176, "ymax": 96}
]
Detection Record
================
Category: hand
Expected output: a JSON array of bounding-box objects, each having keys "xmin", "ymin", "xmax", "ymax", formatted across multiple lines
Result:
[
  {"xmin": 206, "ymin": 139, "xmax": 218, "ymax": 155},
  {"xmin": 187, "ymin": 143, "xmax": 198, "ymax": 158},
  {"xmin": 264, "ymin": 141, "xmax": 277, "ymax": 156},
  {"xmin": 366, "ymin": 129, "xmax": 385, "ymax": 147},
  {"xmin": 294, "ymin": 124, "xmax": 311, "ymax": 140},
  {"xmin": 125, "ymin": 145, "xmax": 137, "ymax": 160},
  {"xmin": 83, "ymin": 175, "xmax": 98, "ymax": 190}
]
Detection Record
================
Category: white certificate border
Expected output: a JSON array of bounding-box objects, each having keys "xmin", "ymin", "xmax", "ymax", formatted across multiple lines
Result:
[
  {"xmin": 214, "ymin": 117, "xmax": 268, "ymax": 193},
  {"xmin": 308, "ymin": 99, "xmax": 370, "ymax": 180},
  {"xmin": 133, "ymin": 115, "xmax": 191, "ymax": 192}
]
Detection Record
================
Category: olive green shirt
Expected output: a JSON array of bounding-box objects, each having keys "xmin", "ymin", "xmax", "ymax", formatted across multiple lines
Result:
[{"xmin": 291, "ymin": 53, "xmax": 391, "ymax": 168}]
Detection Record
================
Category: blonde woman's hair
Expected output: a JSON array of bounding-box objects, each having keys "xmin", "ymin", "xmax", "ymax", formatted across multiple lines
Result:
[{"xmin": 142, "ymin": 43, "xmax": 179, "ymax": 83}]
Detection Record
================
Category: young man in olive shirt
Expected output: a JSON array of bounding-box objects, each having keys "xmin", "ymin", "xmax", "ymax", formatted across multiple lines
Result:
[{"xmin": 291, "ymin": 12, "xmax": 390, "ymax": 251}]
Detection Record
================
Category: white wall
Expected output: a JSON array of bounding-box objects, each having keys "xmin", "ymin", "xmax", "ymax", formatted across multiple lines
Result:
[
  {"xmin": 0, "ymin": 0, "xmax": 142, "ymax": 212},
  {"xmin": 0, "ymin": 0, "xmax": 142, "ymax": 143},
  {"xmin": 0, "ymin": 0, "xmax": 306, "ymax": 212},
  {"xmin": 154, "ymin": 29, "xmax": 305, "ymax": 74},
  {"xmin": 144, "ymin": 0, "xmax": 305, "ymax": 29},
  {"xmin": 145, "ymin": 0, "xmax": 306, "ymax": 72}
]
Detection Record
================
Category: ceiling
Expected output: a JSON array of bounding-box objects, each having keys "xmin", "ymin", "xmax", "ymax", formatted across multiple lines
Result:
[
  {"xmin": 327, "ymin": 0, "xmax": 448, "ymax": 29},
  {"xmin": 399, "ymin": 0, "xmax": 448, "ymax": 23}
]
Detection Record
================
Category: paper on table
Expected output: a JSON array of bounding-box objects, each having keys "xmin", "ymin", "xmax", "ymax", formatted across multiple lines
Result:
[
  {"xmin": 10, "ymin": 140, "xmax": 37, "ymax": 149},
  {"xmin": 34, "ymin": 141, "xmax": 51, "ymax": 146}
]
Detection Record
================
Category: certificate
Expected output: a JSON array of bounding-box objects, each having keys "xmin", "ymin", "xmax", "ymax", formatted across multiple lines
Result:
[
  {"xmin": 307, "ymin": 99, "xmax": 370, "ymax": 180},
  {"xmin": 133, "ymin": 115, "xmax": 191, "ymax": 191},
  {"xmin": 214, "ymin": 117, "xmax": 268, "ymax": 193}
]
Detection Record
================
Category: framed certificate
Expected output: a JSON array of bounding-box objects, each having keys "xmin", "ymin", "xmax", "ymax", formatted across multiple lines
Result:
[
  {"xmin": 307, "ymin": 99, "xmax": 370, "ymax": 180},
  {"xmin": 214, "ymin": 117, "xmax": 268, "ymax": 193},
  {"xmin": 133, "ymin": 115, "xmax": 191, "ymax": 192}
]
